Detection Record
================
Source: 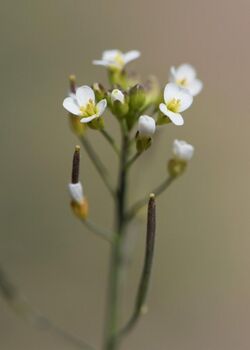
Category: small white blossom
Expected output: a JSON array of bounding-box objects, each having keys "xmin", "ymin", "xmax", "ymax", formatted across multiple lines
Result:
[
  {"xmin": 63, "ymin": 85, "xmax": 107, "ymax": 123},
  {"xmin": 138, "ymin": 115, "xmax": 156, "ymax": 138},
  {"xmin": 93, "ymin": 50, "xmax": 141, "ymax": 70},
  {"xmin": 68, "ymin": 182, "xmax": 84, "ymax": 204},
  {"xmin": 173, "ymin": 140, "xmax": 194, "ymax": 161},
  {"xmin": 169, "ymin": 64, "xmax": 203, "ymax": 96},
  {"xmin": 111, "ymin": 89, "xmax": 125, "ymax": 104},
  {"xmin": 159, "ymin": 83, "xmax": 193, "ymax": 126}
]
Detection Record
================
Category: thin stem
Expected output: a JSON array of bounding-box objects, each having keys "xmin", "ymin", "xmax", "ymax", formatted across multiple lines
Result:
[
  {"xmin": 82, "ymin": 219, "xmax": 114, "ymax": 243},
  {"xmin": 125, "ymin": 176, "xmax": 174, "ymax": 222},
  {"xmin": 80, "ymin": 136, "xmax": 115, "ymax": 197},
  {"xmin": 100, "ymin": 129, "xmax": 120, "ymax": 156},
  {"xmin": 125, "ymin": 151, "xmax": 141, "ymax": 170},
  {"xmin": 0, "ymin": 267, "xmax": 94, "ymax": 350},
  {"xmin": 104, "ymin": 128, "xmax": 130, "ymax": 350},
  {"xmin": 118, "ymin": 194, "xmax": 156, "ymax": 338}
]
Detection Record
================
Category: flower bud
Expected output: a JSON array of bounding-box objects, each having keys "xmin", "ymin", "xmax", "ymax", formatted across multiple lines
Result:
[
  {"xmin": 110, "ymin": 89, "xmax": 129, "ymax": 119},
  {"xmin": 173, "ymin": 140, "xmax": 194, "ymax": 161},
  {"xmin": 168, "ymin": 140, "xmax": 194, "ymax": 177},
  {"xmin": 111, "ymin": 89, "xmax": 125, "ymax": 104},
  {"xmin": 136, "ymin": 115, "xmax": 156, "ymax": 152},
  {"xmin": 129, "ymin": 84, "xmax": 146, "ymax": 111},
  {"xmin": 144, "ymin": 75, "xmax": 161, "ymax": 107},
  {"xmin": 138, "ymin": 115, "xmax": 156, "ymax": 138},
  {"xmin": 92, "ymin": 82, "xmax": 106, "ymax": 102}
]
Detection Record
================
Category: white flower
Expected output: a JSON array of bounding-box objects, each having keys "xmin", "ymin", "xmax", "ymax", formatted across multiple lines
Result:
[
  {"xmin": 159, "ymin": 83, "xmax": 193, "ymax": 126},
  {"xmin": 63, "ymin": 85, "xmax": 107, "ymax": 123},
  {"xmin": 93, "ymin": 50, "xmax": 141, "ymax": 70},
  {"xmin": 68, "ymin": 182, "xmax": 84, "ymax": 204},
  {"xmin": 173, "ymin": 140, "xmax": 194, "ymax": 161},
  {"xmin": 111, "ymin": 89, "xmax": 125, "ymax": 104},
  {"xmin": 138, "ymin": 115, "xmax": 156, "ymax": 137},
  {"xmin": 169, "ymin": 64, "xmax": 203, "ymax": 96}
]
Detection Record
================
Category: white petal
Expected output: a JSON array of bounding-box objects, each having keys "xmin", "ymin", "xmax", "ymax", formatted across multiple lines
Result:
[
  {"xmin": 76, "ymin": 86, "xmax": 95, "ymax": 106},
  {"xmin": 80, "ymin": 115, "xmax": 98, "ymax": 123},
  {"xmin": 123, "ymin": 50, "xmax": 141, "ymax": 64},
  {"xmin": 96, "ymin": 99, "xmax": 107, "ymax": 116},
  {"xmin": 188, "ymin": 79, "xmax": 203, "ymax": 96},
  {"xmin": 103, "ymin": 50, "xmax": 120, "ymax": 61},
  {"xmin": 175, "ymin": 64, "xmax": 196, "ymax": 81},
  {"xmin": 159, "ymin": 103, "xmax": 184, "ymax": 126},
  {"xmin": 63, "ymin": 97, "xmax": 81, "ymax": 116},
  {"xmin": 163, "ymin": 83, "xmax": 181, "ymax": 103},
  {"xmin": 92, "ymin": 60, "xmax": 110, "ymax": 67},
  {"xmin": 178, "ymin": 90, "xmax": 193, "ymax": 112},
  {"xmin": 138, "ymin": 115, "xmax": 156, "ymax": 137},
  {"xmin": 68, "ymin": 182, "xmax": 84, "ymax": 203}
]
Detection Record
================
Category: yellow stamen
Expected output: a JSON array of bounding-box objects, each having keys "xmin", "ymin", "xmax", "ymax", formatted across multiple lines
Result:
[
  {"xmin": 79, "ymin": 99, "xmax": 97, "ymax": 117},
  {"xmin": 177, "ymin": 78, "xmax": 188, "ymax": 87},
  {"xmin": 167, "ymin": 98, "xmax": 181, "ymax": 113},
  {"xmin": 114, "ymin": 53, "xmax": 125, "ymax": 67}
]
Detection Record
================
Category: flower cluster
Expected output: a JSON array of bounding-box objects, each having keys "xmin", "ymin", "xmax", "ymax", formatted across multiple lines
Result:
[
  {"xmin": 63, "ymin": 49, "xmax": 202, "ymax": 210},
  {"xmin": 63, "ymin": 49, "xmax": 202, "ymax": 129}
]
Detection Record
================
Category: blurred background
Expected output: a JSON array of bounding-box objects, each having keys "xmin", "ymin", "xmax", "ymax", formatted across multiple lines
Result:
[{"xmin": 1, "ymin": 0, "xmax": 250, "ymax": 349}]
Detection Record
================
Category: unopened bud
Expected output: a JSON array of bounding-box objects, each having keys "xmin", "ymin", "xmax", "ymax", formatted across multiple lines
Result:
[
  {"xmin": 138, "ymin": 115, "xmax": 156, "ymax": 138},
  {"xmin": 93, "ymin": 83, "xmax": 106, "ymax": 101},
  {"xmin": 168, "ymin": 140, "xmax": 194, "ymax": 177},
  {"xmin": 69, "ymin": 74, "xmax": 76, "ymax": 94},
  {"xmin": 136, "ymin": 115, "xmax": 156, "ymax": 152},
  {"xmin": 111, "ymin": 89, "xmax": 125, "ymax": 104},
  {"xmin": 110, "ymin": 89, "xmax": 129, "ymax": 119},
  {"xmin": 173, "ymin": 140, "xmax": 194, "ymax": 161},
  {"xmin": 129, "ymin": 84, "xmax": 146, "ymax": 111}
]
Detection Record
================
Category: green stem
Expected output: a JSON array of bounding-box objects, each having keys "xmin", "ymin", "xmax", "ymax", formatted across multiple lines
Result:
[
  {"xmin": 125, "ymin": 176, "xmax": 174, "ymax": 222},
  {"xmin": 125, "ymin": 151, "xmax": 141, "ymax": 170},
  {"xmin": 101, "ymin": 129, "xmax": 120, "ymax": 156},
  {"xmin": 104, "ymin": 131, "xmax": 130, "ymax": 350},
  {"xmin": 81, "ymin": 219, "xmax": 114, "ymax": 243},
  {"xmin": 80, "ymin": 136, "xmax": 115, "ymax": 197}
]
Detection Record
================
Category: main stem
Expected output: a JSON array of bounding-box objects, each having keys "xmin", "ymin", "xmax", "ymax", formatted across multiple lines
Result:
[{"xmin": 104, "ymin": 132, "xmax": 129, "ymax": 350}]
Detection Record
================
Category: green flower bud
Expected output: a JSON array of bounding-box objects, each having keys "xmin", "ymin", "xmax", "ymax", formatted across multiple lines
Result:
[
  {"xmin": 110, "ymin": 89, "xmax": 129, "ymax": 119},
  {"xmin": 129, "ymin": 84, "xmax": 146, "ymax": 111},
  {"xmin": 92, "ymin": 83, "xmax": 106, "ymax": 102}
]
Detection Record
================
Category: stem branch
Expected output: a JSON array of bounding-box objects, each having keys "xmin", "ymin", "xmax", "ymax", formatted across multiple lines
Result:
[
  {"xmin": 126, "ymin": 176, "xmax": 174, "ymax": 221},
  {"xmin": 101, "ymin": 129, "xmax": 120, "ymax": 156}
]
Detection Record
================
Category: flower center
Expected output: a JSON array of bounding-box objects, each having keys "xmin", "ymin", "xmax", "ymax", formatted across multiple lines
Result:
[
  {"xmin": 167, "ymin": 98, "xmax": 181, "ymax": 113},
  {"xmin": 114, "ymin": 53, "xmax": 125, "ymax": 67},
  {"xmin": 177, "ymin": 78, "xmax": 188, "ymax": 87},
  {"xmin": 80, "ymin": 99, "xmax": 97, "ymax": 117}
]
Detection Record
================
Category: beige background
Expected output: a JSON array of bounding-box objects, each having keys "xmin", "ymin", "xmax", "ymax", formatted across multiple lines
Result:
[{"xmin": 1, "ymin": 0, "xmax": 250, "ymax": 349}]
